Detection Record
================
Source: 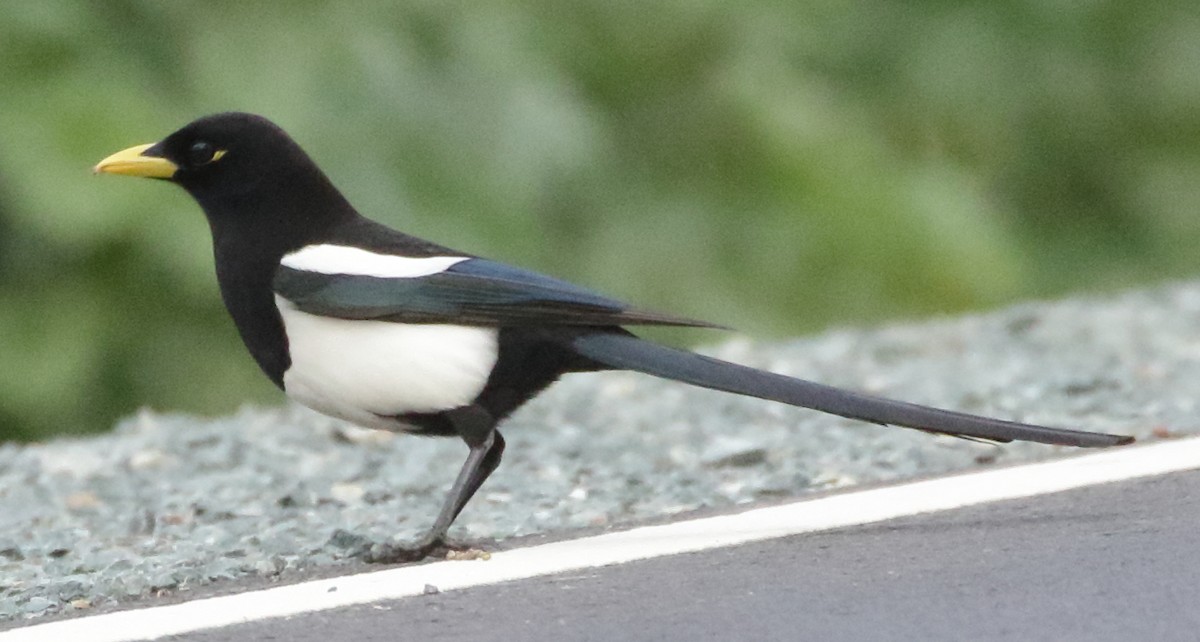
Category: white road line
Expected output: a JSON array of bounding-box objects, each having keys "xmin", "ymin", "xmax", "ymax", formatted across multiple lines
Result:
[{"xmin": 5, "ymin": 436, "xmax": 1199, "ymax": 642}]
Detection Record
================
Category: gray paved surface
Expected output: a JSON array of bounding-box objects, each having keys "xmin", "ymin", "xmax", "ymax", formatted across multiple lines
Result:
[{"xmin": 173, "ymin": 469, "xmax": 1200, "ymax": 642}]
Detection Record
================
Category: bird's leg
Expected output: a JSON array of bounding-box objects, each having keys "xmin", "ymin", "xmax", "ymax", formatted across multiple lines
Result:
[
  {"xmin": 365, "ymin": 406, "xmax": 505, "ymax": 564},
  {"xmin": 440, "ymin": 430, "xmax": 506, "ymax": 528}
]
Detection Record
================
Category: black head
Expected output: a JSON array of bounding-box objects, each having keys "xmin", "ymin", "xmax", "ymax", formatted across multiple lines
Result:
[{"xmin": 95, "ymin": 112, "xmax": 355, "ymax": 239}]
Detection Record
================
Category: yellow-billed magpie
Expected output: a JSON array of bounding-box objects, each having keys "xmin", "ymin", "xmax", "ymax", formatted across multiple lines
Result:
[{"xmin": 95, "ymin": 113, "xmax": 1133, "ymax": 562}]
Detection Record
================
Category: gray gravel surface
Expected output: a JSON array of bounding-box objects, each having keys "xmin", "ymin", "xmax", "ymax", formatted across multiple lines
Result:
[{"xmin": 2, "ymin": 281, "xmax": 1196, "ymax": 622}]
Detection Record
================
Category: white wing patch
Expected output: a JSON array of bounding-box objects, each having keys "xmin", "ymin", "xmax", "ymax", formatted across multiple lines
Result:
[
  {"xmin": 276, "ymin": 296, "xmax": 499, "ymax": 430},
  {"xmin": 281, "ymin": 245, "xmax": 469, "ymax": 278}
]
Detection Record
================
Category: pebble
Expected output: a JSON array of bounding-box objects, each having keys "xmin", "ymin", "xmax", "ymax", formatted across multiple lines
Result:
[
  {"xmin": 701, "ymin": 437, "xmax": 769, "ymax": 468},
  {"xmin": 21, "ymin": 597, "xmax": 54, "ymax": 615}
]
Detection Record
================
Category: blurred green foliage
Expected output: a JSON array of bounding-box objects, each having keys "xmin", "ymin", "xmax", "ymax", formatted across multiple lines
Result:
[{"xmin": 1, "ymin": 1, "xmax": 1198, "ymax": 440}]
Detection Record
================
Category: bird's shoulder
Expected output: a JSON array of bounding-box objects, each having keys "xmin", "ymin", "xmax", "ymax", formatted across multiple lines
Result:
[{"xmin": 323, "ymin": 216, "xmax": 469, "ymax": 259}]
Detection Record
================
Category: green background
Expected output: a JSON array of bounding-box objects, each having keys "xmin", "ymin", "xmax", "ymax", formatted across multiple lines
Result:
[{"xmin": 2, "ymin": 1, "xmax": 1198, "ymax": 441}]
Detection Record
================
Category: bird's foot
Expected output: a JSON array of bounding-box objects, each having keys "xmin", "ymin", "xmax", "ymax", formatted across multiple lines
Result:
[
  {"xmin": 362, "ymin": 539, "xmax": 443, "ymax": 564},
  {"xmin": 361, "ymin": 536, "xmax": 483, "ymax": 564}
]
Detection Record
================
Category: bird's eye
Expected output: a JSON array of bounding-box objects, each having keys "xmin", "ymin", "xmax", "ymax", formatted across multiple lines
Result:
[{"xmin": 187, "ymin": 141, "xmax": 225, "ymax": 167}]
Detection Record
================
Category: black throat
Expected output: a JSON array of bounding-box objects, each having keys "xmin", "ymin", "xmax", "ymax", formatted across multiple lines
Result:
[{"xmin": 189, "ymin": 165, "xmax": 357, "ymax": 388}]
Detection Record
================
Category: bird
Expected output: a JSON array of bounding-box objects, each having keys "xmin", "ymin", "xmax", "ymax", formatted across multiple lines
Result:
[{"xmin": 94, "ymin": 112, "xmax": 1133, "ymax": 562}]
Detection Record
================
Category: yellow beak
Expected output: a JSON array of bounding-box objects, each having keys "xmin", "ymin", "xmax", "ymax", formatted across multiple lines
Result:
[{"xmin": 93, "ymin": 143, "xmax": 179, "ymax": 179}]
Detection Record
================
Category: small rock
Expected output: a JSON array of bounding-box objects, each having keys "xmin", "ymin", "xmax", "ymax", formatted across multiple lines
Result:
[
  {"xmin": 37, "ymin": 449, "xmax": 106, "ymax": 478},
  {"xmin": 160, "ymin": 512, "xmax": 191, "ymax": 526},
  {"xmin": 128, "ymin": 449, "xmax": 168, "ymax": 470},
  {"xmin": 149, "ymin": 572, "xmax": 179, "ymax": 591},
  {"xmin": 253, "ymin": 559, "xmax": 281, "ymax": 576},
  {"xmin": 330, "ymin": 482, "xmax": 365, "ymax": 505},
  {"xmin": 445, "ymin": 549, "xmax": 491, "ymax": 561},
  {"xmin": 53, "ymin": 579, "xmax": 87, "ymax": 601},
  {"xmin": 484, "ymin": 491, "xmax": 513, "ymax": 504},
  {"xmin": 701, "ymin": 437, "xmax": 768, "ymax": 468},
  {"xmin": 65, "ymin": 491, "xmax": 102, "ymax": 511},
  {"xmin": 117, "ymin": 575, "xmax": 147, "ymax": 597},
  {"xmin": 21, "ymin": 597, "xmax": 54, "ymax": 614},
  {"xmin": 423, "ymin": 584, "xmax": 439, "ymax": 595},
  {"xmin": 332, "ymin": 426, "xmax": 393, "ymax": 445},
  {"xmin": 326, "ymin": 529, "xmax": 371, "ymax": 552}
]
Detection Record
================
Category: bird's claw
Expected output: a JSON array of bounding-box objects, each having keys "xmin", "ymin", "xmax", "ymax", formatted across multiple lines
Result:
[
  {"xmin": 363, "ymin": 540, "xmax": 442, "ymax": 564},
  {"xmin": 361, "ymin": 536, "xmax": 482, "ymax": 564}
]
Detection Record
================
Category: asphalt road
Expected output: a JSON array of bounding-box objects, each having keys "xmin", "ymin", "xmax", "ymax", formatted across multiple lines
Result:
[{"xmin": 173, "ymin": 468, "xmax": 1199, "ymax": 642}]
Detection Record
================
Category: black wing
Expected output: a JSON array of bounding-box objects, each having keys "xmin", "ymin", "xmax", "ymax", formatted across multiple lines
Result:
[{"xmin": 274, "ymin": 257, "xmax": 722, "ymax": 328}]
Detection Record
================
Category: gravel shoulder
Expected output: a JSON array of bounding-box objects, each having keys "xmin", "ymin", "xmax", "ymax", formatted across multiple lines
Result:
[{"xmin": 2, "ymin": 281, "xmax": 1195, "ymax": 622}]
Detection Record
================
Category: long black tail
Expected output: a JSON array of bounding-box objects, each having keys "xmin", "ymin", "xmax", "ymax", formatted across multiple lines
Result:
[{"xmin": 571, "ymin": 333, "xmax": 1132, "ymax": 448}]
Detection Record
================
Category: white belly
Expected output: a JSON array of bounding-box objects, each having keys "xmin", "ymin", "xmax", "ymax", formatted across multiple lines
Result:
[{"xmin": 276, "ymin": 296, "xmax": 499, "ymax": 430}]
